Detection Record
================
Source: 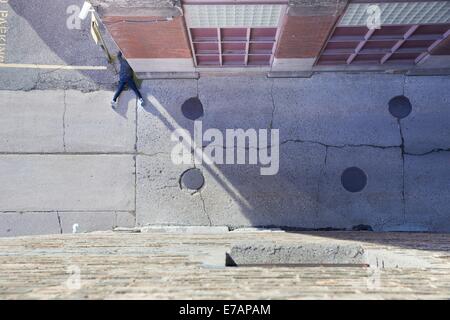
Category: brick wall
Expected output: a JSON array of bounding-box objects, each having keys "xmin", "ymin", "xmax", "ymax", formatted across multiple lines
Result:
[
  {"xmin": 2, "ymin": 231, "xmax": 450, "ymax": 299},
  {"xmin": 275, "ymin": 15, "xmax": 337, "ymax": 59},
  {"xmin": 102, "ymin": 16, "xmax": 192, "ymax": 59}
]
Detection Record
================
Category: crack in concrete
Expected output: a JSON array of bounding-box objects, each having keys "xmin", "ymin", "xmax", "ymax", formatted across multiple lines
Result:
[
  {"xmin": 190, "ymin": 159, "xmax": 212, "ymax": 226},
  {"xmin": 196, "ymin": 77, "xmax": 200, "ymax": 98},
  {"xmin": 62, "ymin": 90, "xmax": 67, "ymax": 152},
  {"xmin": 198, "ymin": 190, "xmax": 212, "ymax": 227},
  {"xmin": 269, "ymin": 79, "xmax": 276, "ymax": 130},
  {"xmin": 56, "ymin": 211, "xmax": 63, "ymax": 234},
  {"xmin": 405, "ymin": 148, "xmax": 450, "ymax": 156},
  {"xmin": 281, "ymin": 138, "xmax": 450, "ymax": 156},
  {"xmin": 315, "ymin": 146, "xmax": 328, "ymax": 221},
  {"xmin": 397, "ymin": 118, "xmax": 406, "ymax": 222},
  {"xmin": 402, "ymin": 75, "xmax": 407, "ymax": 96},
  {"xmin": 280, "ymin": 139, "xmax": 401, "ymax": 150}
]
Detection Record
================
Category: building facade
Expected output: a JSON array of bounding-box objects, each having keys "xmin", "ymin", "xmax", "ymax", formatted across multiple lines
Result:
[{"xmin": 90, "ymin": 0, "xmax": 450, "ymax": 75}]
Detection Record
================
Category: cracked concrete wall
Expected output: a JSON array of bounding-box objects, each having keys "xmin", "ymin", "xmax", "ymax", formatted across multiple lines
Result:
[
  {"xmin": 0, "ymin": 90, "xmax": 137, "ymax": 236},
  {"xmin": 134, "ymin": 74, "xmax": 450, "ymax": 232},
  {"xmin": 1, "ymin": 74, "xmax": 449, "ymax": 236}
]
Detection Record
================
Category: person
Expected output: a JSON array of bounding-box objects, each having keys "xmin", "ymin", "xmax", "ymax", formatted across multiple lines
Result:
[{"xmin": 111, "ymin": 51, "xmax": 145, "ymax": 108}]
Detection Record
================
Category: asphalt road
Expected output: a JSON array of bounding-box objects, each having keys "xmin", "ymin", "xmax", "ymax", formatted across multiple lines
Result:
[{"xmin": 0, "ymin": 0, "xmax": 117, "ymax": 91}]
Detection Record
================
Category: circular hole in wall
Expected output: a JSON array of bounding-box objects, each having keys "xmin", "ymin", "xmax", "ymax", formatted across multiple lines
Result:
[
  {"xmin": 341, "ymin": 167, "xmax": 367, "ymax": 193},
  {"xmin": 180, "ymin": 168, "xmax": 205, "ymax": 191},
  {"xmin": 389, "ymin": 95, "xmax": 412, "ymax": 119},
  {"xmin": 181, "ymin": 97, "xmax": 204, "ymax": 120}
]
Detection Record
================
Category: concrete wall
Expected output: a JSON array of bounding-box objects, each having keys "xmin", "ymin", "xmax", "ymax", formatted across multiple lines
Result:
[
  {"xmin": 132, "ymin": 74, "xmax": 450, "ymax": 232},
  {"xmin": 1, "ymin": 75, "xmax": 449, "ymax": 236},
  {"xmin": 0, "ymin": 90, "xmax": 137, "ymax": 237}
]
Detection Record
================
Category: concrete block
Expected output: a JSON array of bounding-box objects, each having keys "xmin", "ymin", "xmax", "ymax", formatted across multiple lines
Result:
[
  {"xmin": 199, "ymin": 76, "xmax": 274, "ymax": 132},
  {"xmin": 64, "ymin": 90, "xmax": 136, "ymax": 152},
  {"xmin": 402, "ymin": 76, "xmax": 450, "ymax": 154},
  {"xmin": 0, "ymin": 212, "xmax": 60, "ymax": 237},
  {"xmin": 317, "ymin": 146, "xmax": 404, "ymax": 231},
  {"xmin": 0, "ymin": 155, "xmax": 135, "ymax": 211},
  {"xmin": 404, "ymin": 152, "xmax": 450, "ymax": 232},
  {"xmin": 198, "ymin": 142, "xmax": 326, "ymax": 228},
  {"xmin": 140, "ymin": 226, "xmax": 229, "ymax": 233},
  {"xmin": 58, "ymin": 211, "xmax": 128, "ymax": 233},
  {"xmin": 227, "ymin": 242, "xmax": 367, "ymax": 266},
  {"xmin": 136, "ymin": 153, "xmax": 211, "ymax": 226},
  {"xmin": 272, "ymin": 73, "xmax": 403, "ymax": 147},
  {"xmin": 116, "ymin": 211, "xmax": 136, "ymax": 228},
  {"xmin": 0, "ymin": 90, "xmax": 64, "ymax": 152}
]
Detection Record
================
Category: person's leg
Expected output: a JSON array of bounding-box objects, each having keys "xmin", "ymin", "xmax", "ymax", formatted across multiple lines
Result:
[
  {"xmin": 127, "ymin": 78, "xmax": 143, "ymax": 100},
  {"xmin": 113, "ymin": 80, "xmax": 127, "ymax": 102}
]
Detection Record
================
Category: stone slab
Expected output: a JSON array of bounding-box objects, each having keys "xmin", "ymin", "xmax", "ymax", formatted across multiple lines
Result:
[
  {"xmin": 58, "ymin": 211, "xmax": 135, "ymax": 233},
  {"xmin": 272, "ymin": 73, "xmax": 404, "ymax": 147},
  {"xmin": 0, "ymin": 155, "xmax": 135, "ymax": 211},
  {"xmin": 137, "ymin": 79, "xmax": 198, "ymax": 155},
  {"xmin": 0, "ymin": 90, "xmax": 64, "ymax": 152},
  {"xmin": 317, "ymin": 146, "xmax": 404, "ymax": 231},
  {"xmin": 136, "ymin": 153, "xmax": 210, "ymax": 226},
  {"xmin": 198, "ymin": 142, "xmax": 326, "ymax": 228},
  {"xmin": 64, "ymin": 90, "xmax": 136, "ymax": 152},
  {"xmin": 0, "ymin": 212, "xmax": 60, "ymax": 237},
  {"xmin": 404, "ymin": 152, "xmax": 450, "ymax": 232},
  {"xmin": 140, "ymin": 226, "xmax": 229, "ymax": 233},
  {"xmin": 402, "ymin": 76, "xmax": 450, "ymax": 154}
]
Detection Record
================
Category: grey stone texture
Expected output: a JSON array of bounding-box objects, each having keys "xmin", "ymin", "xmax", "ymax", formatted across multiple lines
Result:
[
  {"xmin": 316, "ymin": 146, "xmax": 404, "ymax": 231},
  {"xmin": 59, "ymin": 211, "xmax": 135, "ymax": 233},
  {"xmin": 404, "ymin": 152, "xmax": 450, "ymax": 233},
  {"xmin": 0, "ymin": 90, "xmax": 65, "ymax": 152},
  {"xmin": 140, "ymin": 225, "xmax": 229, "ymax": 233},
  {"xmin": 138, "ymin": 80, "xmax": 198, "ymax": 155},
  {"xmin": 64, "ymin": 90, "xmax": 136, "ymax": 152},
  {"xmin": 198, "ymin": 142, "xmax": 326, "ymax": 228},
  {"xmin": 272, "ymin": 74, "xmax": 404, "ymax": 147},
  {"xmin": 402, "ymin": 76, "xmax": 450, "ymax": 154},
  {"xmin": 136, "ymin": 153, "xmax": 210, "ymax": 226},
  {"xmin": 199, "ymin": 77, "xmax": 274, "ymax": 133},
  {"xmin": 1, "ymin": 73, "xmax": 450, "ymax": 235},
  {"xmin": 0, "ymin": 155, "xmax": 134, "ymax": 211},
  {"xmin": 228, "ymin": 242, "xmax": 366, "ymax": 266},
  {"xmin": 0, "ymin": 212, "xmax": 61, "ymax": 237}
]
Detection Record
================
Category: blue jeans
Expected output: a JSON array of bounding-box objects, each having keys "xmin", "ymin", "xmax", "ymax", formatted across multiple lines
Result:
[{"xmin": 113, "ymin": 78, "xmax": 143, "ymax": 101}]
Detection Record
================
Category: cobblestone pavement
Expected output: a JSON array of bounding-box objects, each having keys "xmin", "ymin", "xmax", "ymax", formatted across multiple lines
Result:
[{"xmin": 1, "ymin": 230, "xmax": 450, "ymax": 299}]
